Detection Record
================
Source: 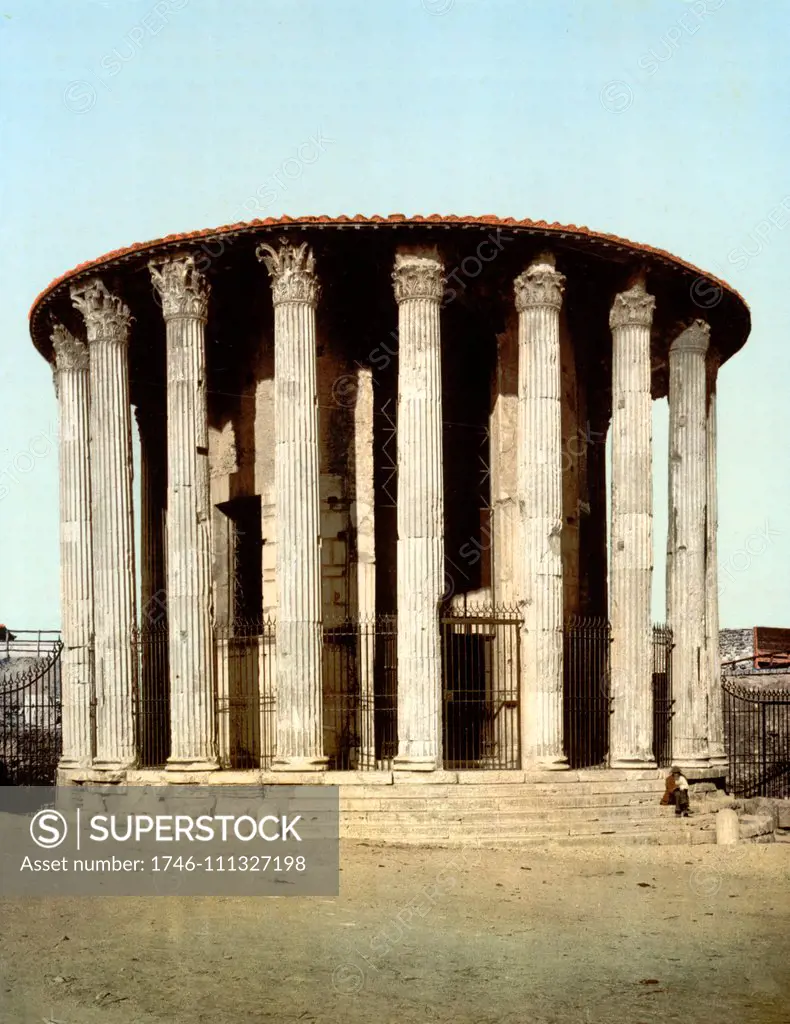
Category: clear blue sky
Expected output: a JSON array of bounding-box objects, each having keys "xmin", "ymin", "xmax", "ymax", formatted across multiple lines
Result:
[{"xmin": 1, "ymin": 0, "xmax": 787, "ymax": 629}]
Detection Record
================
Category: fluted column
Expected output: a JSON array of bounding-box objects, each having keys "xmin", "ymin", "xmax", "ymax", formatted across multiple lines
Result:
[
  {"xmin": 705, "ymin": 351, "xmax": 726, "ymax": 768},
  {"xmin": 668, "ymin": 320, "xmax": 711, "ymax": 768},
  {"xmin": 150, "ymin": 255, "xmax": 217, "ymax": 770},
  {"xmin": 256, "ymin": 239, "xmax": 325, "ymax": 770},
  {"xmin": 514, "ymin": 254, "xmax": 568, "ymax": 770},
  {"xmin": 352, "ymin": 366, "xmax": 376, "ymax": 769},
  {"xmin": 608, "ymin": 277, "xmax": 656, "ymax": 768},
  {"xmin": 392, "ymin": 251, "xmax": 445, "ymax": 771},
  {"xmin": 51, "ymin": 325, "xmax": 94, "ymax": 768},
  {"xmin": 71, "ymin": 279, "xmax": 136, "ymax": 769}
]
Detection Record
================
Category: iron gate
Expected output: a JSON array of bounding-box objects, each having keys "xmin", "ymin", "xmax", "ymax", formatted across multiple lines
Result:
[
  {"xmin": 441, "ymin": 608, "xmax": 521, "ymax": 769},
  {"xmin": 563, "ymin": 616, "xmax": 612, "ymax": 768},
  {"xmin": 0, "ymin": 642, "xmax": 63, "ymax": 784},
  {"xmin": 323, "ymin": 615, "xmax": 398, "ymax": 770},
  {"xmin": 652, "ymin": 624, "xmax": 674, "ymax": 767},
  {"xmin": 215, "ymin": 619, "xmax": 276, "ymax": 769},
  {"xmin": 133, "ymin": 623, "xmax": 170, "ymax": 767},
  {"xmin": 724, "ymin": 680, "xmax": 790, "ymax": 797},
  {"xmin": 214, "ymin": 615, "xmax": 398, "ymax": 770}
]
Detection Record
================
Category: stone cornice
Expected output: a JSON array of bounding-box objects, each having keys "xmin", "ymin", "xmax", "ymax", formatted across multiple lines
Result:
[
  {"xmin": 256, "ymin": 239, "xmax": 319, "ymax": 307},
  {"xmin": 70, "ymin": 279, "xmax": 132, "ymax": 345},
  {"xmin": 392, "ymin": 253, "xmax": 444, "ymax": 303},
  {"xmin": 609, "ymin": 281, "xmax": 656, "ymax": 330},
  {"xmin": 149, "ymin": 254, "xmax": 209, "ymax": 321},
  {"xmin": 670, "ymin": 318, "xmax": 710, "ymax": 356},
  {"xmin": 514, "ymin": 257, "xmax": 565, "ymax": 312},
  {"xmin": 51, "ymin": 324, "xmax": 89, "ymax": 372}
]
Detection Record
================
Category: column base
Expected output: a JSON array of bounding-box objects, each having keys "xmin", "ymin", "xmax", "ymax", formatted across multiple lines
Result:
[
  {"xmin": 523, "ymin": 756, "xmax": 570, "ymax": 772},
  {"xmin": 57, "ymin": 757, "xmax": 94, "ymax": 771},
  {"xmin": 707, "ymin": 753, "xmax": 728, "ymax": 770},
  {"xmin": 672, "ymin": 756, "xmax": 712, "ymax": 771},
  {"xmin": 609, "ymin": 757, "xmax": 658, "ymax": 770},
  {"xmin": 393, "ymin": 755, "xmax": 439, "ymax": 772},
  {"xmin": 272, "ymin": 757, "xmax": 328, "ymax": 772},
  {"xmin": 166, "ymin": 757, "xmax": 219, "ymax": 772},
  {"xmin": 91, "ymin": 758, "xmax": 135, "ymax": 772},
  {"xmin": 83, "ymin": 764, "xmax": 129, "ymax": 783}
]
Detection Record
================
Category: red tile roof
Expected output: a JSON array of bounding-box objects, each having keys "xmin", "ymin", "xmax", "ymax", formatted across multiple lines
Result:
[{"xmin": 29, "ymin": 212, "xmax": 748, "ymax": 325}]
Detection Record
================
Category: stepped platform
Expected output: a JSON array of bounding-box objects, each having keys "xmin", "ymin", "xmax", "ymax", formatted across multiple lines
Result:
[{"xmin": 330, "ymin": 770, "xmax": 721, "ymax": 846}]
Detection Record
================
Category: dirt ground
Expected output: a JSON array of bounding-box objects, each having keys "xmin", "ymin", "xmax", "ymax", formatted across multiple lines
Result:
[{"xmin": 1, "ymin": 840, "xmax": 788, "ymax": 1024}]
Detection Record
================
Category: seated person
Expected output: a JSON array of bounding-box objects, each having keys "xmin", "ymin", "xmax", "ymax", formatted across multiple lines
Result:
[{"xmin": 660, "ymin": 766, "xmax": 691, "ymax": 816}]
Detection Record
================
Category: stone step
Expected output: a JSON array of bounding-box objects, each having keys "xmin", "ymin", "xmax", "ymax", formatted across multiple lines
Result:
[
  {"xmin": 341, "ymin": 815, "xmax": 716, "ymax": 841},
  {"xmin": 342, "ymin": 805, "xmax": 689, "ymax": 825},
  {"xmin": 345, "ymin": 830, "xmax": 717, "ymax": 848},
  {"xmin": 341, "ymin": 832, "xmax": 716, "ymax": 848},
  {"xmin": 340, "ymin": 781, "xmax": 667, "ymax": 801},
  {"xmin": 339, "ymin": 792, "xmax": 668, "ymax": 812}
]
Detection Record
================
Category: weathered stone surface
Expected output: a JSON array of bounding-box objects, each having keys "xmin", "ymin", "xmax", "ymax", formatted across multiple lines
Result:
[
  {"xmin": 668, "ymin": 320, "xmax": 710, "ymax": 768},
  {"xmin": 257, "ymin": 239, "xmax": 326, "ymax": 769},
  {"xmin": 608, "ymin": 278, "xmax": 656, "ymax": 768},
  {"xmin": 716, "ymin": 808, "xmax": 740, "ymax": 844},
  {"xmin": 350, "ymin": 366, "xmax": 376, "ymax": 769},
  {"xmin": 51, "ymin": 325, "xmax": 94, "ymax": 768},
  {"xmin": 71, "ymin": 278, "xmax": 137, "ymax": 770},
  {"xmin": 514, "ymin": 254, "xmax": 567, "ymax": 770},
  {"xmin": 705, "ymin": 352, "xmax": 726, "ymax": 767},
  {"xmin": 739, "ymin": 813, "xmax": 774, "ymax": 840},
  {"xmin": 742, "ymin": 797, "xmax": 780, "ymax": 828},
  {"xmin": 150, "ymin": 254, "xmax": 217, "ymax": 771},
  {"xmin": 392, "ymin": 250, "xmax": 445, "ymax": 771}
]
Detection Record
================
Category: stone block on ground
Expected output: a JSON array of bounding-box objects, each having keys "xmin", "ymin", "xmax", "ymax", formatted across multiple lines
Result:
[
  {"xmin": 739, "ymin": 813, "xmax": 775, "ymax": 841},
  {"xmin": 716, "ymin": 808, "xmax": 740, "ymax": 845},
  {"xmin": 776, "ymin": 801, "xmax": 790, "ymax": 830}
]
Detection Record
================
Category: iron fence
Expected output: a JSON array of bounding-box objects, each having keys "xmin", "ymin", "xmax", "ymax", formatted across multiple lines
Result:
[
  {"xmin": 374, "ymin": 615, "xmax": 398, "ymax": 766},
  {"xmin": 563, "ymin": 616, "xmax": 612, "ymax": 769},
  {"xmin": 652, "ymin": 623, "xmax": 674, "ymax": 768},
  {"xmin": 724, "ymin": 680, "xmax": 790, "ymax": 798},
  {"xmin": 323, "ymin": 615, "xmax": 397, "ymax": 770},
  {"xmin": 132, "ymin": 623, "xmax": 170, "ymax": 767},
  {"xmin": 0, "ymin": 628, "xmax": 62, "ymax": 661},
  {"xmin": 216, "ymin": 619, "xmax": 276, "ymax": 769},
  {"xmin": 0, "ymin": 642, "xmax": 63, "ymax": 785},
  {"xmin": 441, "ymin": 606, "xmax": 521, "ymax": 770},
  {"xmin": 214, "ymin": 616, "xmax": 398, "ymax": 770}
]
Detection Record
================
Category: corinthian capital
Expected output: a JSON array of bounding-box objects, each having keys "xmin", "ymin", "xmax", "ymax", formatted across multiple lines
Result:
[
  {"xmin": 70, "ymin": 278, "xmax": 132, "ymax": 345},
  {"xmin": 256, "ymin": 239, "xmax": 319, "ymax": 307},
  {"xmin": 609, "ymin": 279, "xmax": 656, "ymax": 330},
  {"xmin": 670, "ymin": 318, "xmax": 710, "ymax": 356},
  {"xmin": 149, "ymin": 254, "xmax": 209, "ymax": 320},
  {"xmin": 392, "ymin": 252, "xmax": 444, "ymax": 303},
  {"xmin": 51, "ymin": 324, "xmax": 89, "ymax": 372},
  {"xmin": 514, "ymin": 255, "xmax": 565, "ymax": 312}
]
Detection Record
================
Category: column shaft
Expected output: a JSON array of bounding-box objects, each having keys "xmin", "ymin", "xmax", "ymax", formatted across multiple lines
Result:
[
  {"xmin": 392, "ymin": 252, "xmax": 444, "ymax": 770},
  {"xmin": 515, "ymin": 256, "xmax": 567, "ymax": 770},
  {"xmin": 72, "ymin": 280, "xmax": 136, "ymax": 769},
  {"xmin": 489, "ymin": 327, "xmax": 519, "ymax": 766},
  {"xmin": 706, "ymin": 354, "xmax": 726, "ymax": 767},
  {"xmin": 151, "ymin": 256, "xmax": 217, "ymax": 769},
  {"xmin": 668, "ymin": 320, "xmax": 711, "ymax": 768},
  {"xmin": 352, "ymin": 366, "xmax": 376, "ymax": 769},
  {"xmin": 52, "ymin": 327, "xmax": 94, "ymax": 767},
  {"xmin": 608, "ymin": 280, "xmax": 656, "ymax": 768},
  {"xmin": 257, "ymin": 240, "xmax": 325, "ymax": 769}
]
